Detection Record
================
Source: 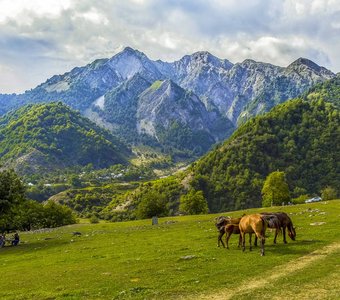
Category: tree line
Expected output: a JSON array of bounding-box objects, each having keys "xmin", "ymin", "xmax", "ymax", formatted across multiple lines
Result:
[{"xmin": 0, "ymin": 169, "xmax": 76, "ymax": 232}]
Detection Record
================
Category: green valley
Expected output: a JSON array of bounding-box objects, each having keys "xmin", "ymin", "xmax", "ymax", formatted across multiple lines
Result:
[{"xmin": 0, "ymin": 200, "xmax": 339, "ymax": 299}]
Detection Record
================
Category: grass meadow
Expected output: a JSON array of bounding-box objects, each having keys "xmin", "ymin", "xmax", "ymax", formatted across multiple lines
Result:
[{"xmin": 0, "ymin": 200, "xmax": 339, "ymax": 299}]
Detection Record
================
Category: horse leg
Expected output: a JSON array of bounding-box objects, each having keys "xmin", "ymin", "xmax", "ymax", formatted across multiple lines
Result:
[
  {"xmin": 238, "ymin": 234, "xmax": 241, "ymax": 248},
  {"xmin": 249, "ymin": 233, "xmax": 252, "ymax": 251},
  {"xmin": 218, "ymin": 231, "xmax": 225, "ymax": 248},
  {"xmin": 273, "ymin": 228, "xmax": 278, "ymax": 244},
  {"xmin": 261, "ymin": 236, "xmax": 265, "ymax": 256},
  {"xmin": 226, "ymin": 232, "xmax": 231, "ymax": 249},
  {"xmin": 254, "ymin": 236, "xmax": 258, "ymax": 247},
  {"xmin": 283, "ymin": 226, "xmax": 287, "ymax": 244},
  {"xmin": 241, "ymin": 232, "xmax": 246, "ymax": 252}
]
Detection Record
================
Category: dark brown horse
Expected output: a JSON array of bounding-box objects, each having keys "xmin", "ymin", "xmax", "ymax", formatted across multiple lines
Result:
[
  {"xmin": 239, "ymin": 214, "xmax": 267, "ymax": 256},
  {"xmin": 255, "ymin": 212, "xmax": 296, "ymax": 245},
  {"xmin": 215, "ymin": 216, "xmax": 241, "ymax": 248},
  {"xmin": 257, "ymin": 214, "xmax": 281, "ymax": 244},
  {"xmin": 215, "ymin": 216, "xmax": 230, "ymax": 247}
]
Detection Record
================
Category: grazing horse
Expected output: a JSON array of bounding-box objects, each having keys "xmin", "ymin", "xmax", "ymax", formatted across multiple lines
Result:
[
  {"xmin": 275, "ymin": 212, "xmax": 296, "ymax": 243},
  {"xmin": 254, "ymin": 214, "xmax": 281, "ymax": 245},
  {"xmin": 255, "ymin": 212, "xmax": 296, "ymax": 245},
  {"xmin": 215, "ymin": 216, "xmax": 241, "ymax": 248},
  {"xmin": 239, "ymin": 214, "xmax": 267, "ymax": 256}
]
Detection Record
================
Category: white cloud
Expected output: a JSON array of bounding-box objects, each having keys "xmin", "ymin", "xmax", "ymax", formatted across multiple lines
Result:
[
  {"xmin": 0, "ymin": 0, "xmax": 339, "ymax": 93},
  {"xmin": 73, "ymin": 8, "xmax": 109, "ymax": 25},
  {"xmin": 0, "ymin": 0, "xmax": 72, "ymax": 23}
]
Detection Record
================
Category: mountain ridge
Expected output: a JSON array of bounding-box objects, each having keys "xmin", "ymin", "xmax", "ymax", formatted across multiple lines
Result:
[{"xmin": 0, "ymin": 47, "xmax": 335, "ymax": 158}]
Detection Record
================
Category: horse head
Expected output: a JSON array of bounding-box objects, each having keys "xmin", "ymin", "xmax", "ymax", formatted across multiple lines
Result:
[
  {"xmin": 288, "ymin": 226, "xmax": 296, "ymax": 241},
  {"xmin": 215, "ymin": 216, "xmax": 230, "ymax": 230}
]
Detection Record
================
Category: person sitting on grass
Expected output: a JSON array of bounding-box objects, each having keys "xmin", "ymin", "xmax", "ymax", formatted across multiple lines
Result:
[{"xmin": 12, "ymin": 233, "xmax": 19, "ymax": 246}]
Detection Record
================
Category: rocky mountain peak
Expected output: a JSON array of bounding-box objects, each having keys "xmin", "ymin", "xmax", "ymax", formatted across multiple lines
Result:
[
  {"xmin": 285, "ymin": 57, "xmax": 335, "ymax": 83},
  {"xmin": 287, "ymin": 57, "xmax": 334, "ymax": 77},
  {"xmin": 106, "ymin": 47, "xmax": 163, "ymax": 82},
  {"xmin": 115, "ymin": 46, "xmax": 146, "ymax": 58},
  {"xmin": 178, "ymin": 51, "xmax": 232, "ymax": 71},
  {"xmin": 288, "ymin": 57, "xmax": 320, "ymax": 69}
]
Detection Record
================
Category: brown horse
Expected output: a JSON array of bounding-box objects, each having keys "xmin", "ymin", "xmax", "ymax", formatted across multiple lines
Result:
[
  {"xmin": 215, "ymin": 216, "xmax": 241, "ymax": 248},
  {"xmin": 224, "ymin": 223, "xmax": 241, "ymax": 249},
  {"xmin": 255, "ymin": 212, "xmax": 296, "ymax": 245},
  {"xmin": 239, "ymin": 214, "xmax": 267, "ymax": 256}
]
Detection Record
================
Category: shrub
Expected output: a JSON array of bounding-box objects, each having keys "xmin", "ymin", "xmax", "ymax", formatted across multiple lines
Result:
[
  {"xmin": 89, "ymin": 215, "xmax": 100, "ymax": 224},
  {"xmin": 321, "ymin": 186, "xmax": 337, "ymax": 200},
  {"xmin": 291, "ymin": 194, "xmax": 309, "ymax": 204}
]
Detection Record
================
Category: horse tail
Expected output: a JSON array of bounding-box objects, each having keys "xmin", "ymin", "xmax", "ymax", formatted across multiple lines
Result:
[{"xmin": 260, "ymin": 216, "xmax": 267, "ymax": 238}]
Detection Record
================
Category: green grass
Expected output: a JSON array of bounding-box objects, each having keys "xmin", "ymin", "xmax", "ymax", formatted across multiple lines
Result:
[
  {"xmin": 150, "ymin": 80, "xmax": 163, "ymax": 91},
  {"xmin": 1, "ymin": 200, "xmax": 339, "ymax": 299}
]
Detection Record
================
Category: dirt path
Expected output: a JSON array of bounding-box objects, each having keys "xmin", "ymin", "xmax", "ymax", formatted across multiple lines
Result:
[{"xmin": 196, "ymin": 241, "xmax": 340, "ymax": 300}]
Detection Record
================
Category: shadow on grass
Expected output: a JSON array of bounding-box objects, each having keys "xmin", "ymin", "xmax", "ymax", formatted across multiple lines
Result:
[
  {"xmin": 0, "ymin": 238, "xmax": 71, "ymax": 256},
  {"xmin": 264, "ymin": 239, "xmax": 324, "ymax": 255}
]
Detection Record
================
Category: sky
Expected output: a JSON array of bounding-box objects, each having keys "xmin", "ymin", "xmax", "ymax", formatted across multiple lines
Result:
[{"xmin": 0, "ymin": 0, "xmax": 339, "ymax": 94}]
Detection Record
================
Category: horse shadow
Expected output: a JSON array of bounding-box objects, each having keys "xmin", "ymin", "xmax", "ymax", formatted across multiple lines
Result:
[{"xmin": 264, "ymin": 239, "xmax": 324, "ymax": 255}]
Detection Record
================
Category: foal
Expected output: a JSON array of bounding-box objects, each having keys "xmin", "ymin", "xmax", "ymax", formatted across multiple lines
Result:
[
  {"xmin": 224, "ymin": 223, "xmax": 242, "ymax": 249},
  {"xmin": 215, "ymin": 216, "xmax": 241, "ymax": 248}
]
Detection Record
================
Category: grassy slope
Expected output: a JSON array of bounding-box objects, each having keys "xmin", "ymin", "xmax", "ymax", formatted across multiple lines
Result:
[{"xmin": 0, "ymin": 200, "xmax": 339, "ymax": 299}]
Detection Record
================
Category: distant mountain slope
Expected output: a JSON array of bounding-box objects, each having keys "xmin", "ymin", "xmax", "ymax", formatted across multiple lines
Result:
[
  {"xmin": 136, "ymin": 79, "xmax": 233, "ymax": 155},
  {"xmin": 238, "ymin": 58, "xmax": 336, "ymax": 123},
  {"xmin": 0, "ymin": 47, "xmax": 335, "ymax": 158},
  {"xmin": 124, "ymin": 98, "xmax": 339, "ymax": 214},
  {"xmin": 0, "ymin": 102, "xmax": 130, "ymax": 174}
]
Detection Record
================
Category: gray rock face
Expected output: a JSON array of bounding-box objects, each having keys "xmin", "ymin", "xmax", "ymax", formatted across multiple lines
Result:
[
  {"xmin": 0, "ymin": 48, "xmax": 335, "ymax": 155},
  {"xmin": 136, "ymin": 80, "xmax": 222, "ymax": 139}
]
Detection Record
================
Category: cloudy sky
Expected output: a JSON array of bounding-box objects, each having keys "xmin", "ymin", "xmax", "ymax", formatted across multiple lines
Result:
[{"xmin": 0, "ymin": 0, "xmax": 339, "ymax": 93}]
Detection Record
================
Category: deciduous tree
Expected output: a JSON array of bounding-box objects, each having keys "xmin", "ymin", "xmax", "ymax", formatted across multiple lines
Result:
[{"xmin": 262, "ymin": 171, "xmax": 290, "ymax": 207}]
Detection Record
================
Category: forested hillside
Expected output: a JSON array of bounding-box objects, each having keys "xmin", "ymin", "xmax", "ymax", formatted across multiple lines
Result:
[
  {"xmin": 303, "ymin": 73, "xmax": 340, "ymax": 109},
  {"xmin": 0, "ymin": 102, "xmax": 130, "ymax": 174},
  {"xmin": 119, "ymin": 98, "xmax": 339, "ymax": 217},
  {"xmin": 191, "ymin": 99, "xmax": 339, "ymax": 212}
]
